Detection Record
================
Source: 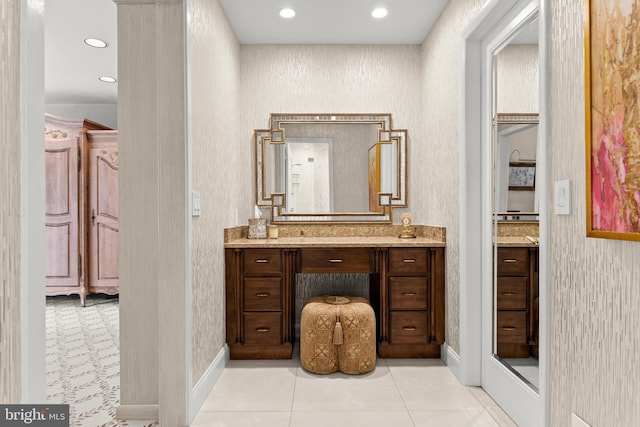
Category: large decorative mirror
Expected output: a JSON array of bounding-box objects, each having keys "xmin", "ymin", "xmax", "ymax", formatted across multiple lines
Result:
[
  {"xmin": 490, "ymin": 9, "xmax": 540, "ymax": 395},
  {"xmin": 255, "ymin": 114, "xmax": 407, "ymax": 223}
]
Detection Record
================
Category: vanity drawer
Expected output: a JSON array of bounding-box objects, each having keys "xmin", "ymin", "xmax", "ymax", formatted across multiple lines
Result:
[
  {"xmin": 496, "ymin": 277, "xmax": 527, "ymax": 310},
  {"xmin": 496, "ymin": 248, "xmax": 529, "ymax": 276},
  {"xmin": 243, "ymin": 312, "xmax": 282, "ymax": 346},
  {"xmin": 389, "ymin": 248, "xmax": 428, "ymax": 274},
  {"xmin": 496, "ymin": 311, "xmax": 527, "ymax": 344},
  {"xmin": 243, "ymin": 278, "xmax": 282, "ymax": 311},
  {"xmin": 389, "ymin": 277, "xmax": 428, "ymax": 310},
  {"xmin": 389, "ymin": 311, "xmax": 429, "ymax": 345},
  {"xmin": 243, "ymin": 249, "xmax": 282, "ymax": 275},
  {"xmin": 300, "ymin": 248, "xmax": 370, "ymax": 273}
]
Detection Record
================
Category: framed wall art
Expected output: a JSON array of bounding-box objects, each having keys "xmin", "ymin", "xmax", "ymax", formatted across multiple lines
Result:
[
  {"xmin": 508, "ymin": 162, "xmax": 536, "ymax": 191},
  {"xmin": 585, "ymin": 0, "xmax": 640, "ymax": 241}
]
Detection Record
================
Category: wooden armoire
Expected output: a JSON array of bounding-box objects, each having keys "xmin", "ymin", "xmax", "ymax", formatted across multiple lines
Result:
[{"xmin": 45, "ymin": 114, "xmax": 119, "ymax": 306}]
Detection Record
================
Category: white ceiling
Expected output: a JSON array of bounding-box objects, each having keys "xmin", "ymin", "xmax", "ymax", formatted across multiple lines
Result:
[
  {"xmin": 219, "ymin": 0, "xmax": 449, "ymax": 44},
  {"xmin": 45, "ymin": 0, "xmax": 118, "ymax": 104},
  {"xmin": 44, "ymin": 0, "xmax": 449, "ymax": 105}
]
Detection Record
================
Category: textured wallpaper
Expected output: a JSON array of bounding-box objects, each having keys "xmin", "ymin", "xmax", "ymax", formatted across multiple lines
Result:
[
  {"xmin": 240, "ymin": 44, "xmax": 422, "ymax": 145},
  {"xmin": 188, "ymin": 0, "xmax": 247, "ymax": 384},
  {"xmin": 0, "ymin": 0, "xmax": 21, "ymax": 403},
  {"xmin": 419, "ymin": 0, "xmax": 488, "ymax": 354},
  {"xmin": 549, "ymin": 0, "xmax": 640, "ymax": 425},
  {"xmin": 495, "ymin": 44, "xmax": 539, "ymax": 114}
]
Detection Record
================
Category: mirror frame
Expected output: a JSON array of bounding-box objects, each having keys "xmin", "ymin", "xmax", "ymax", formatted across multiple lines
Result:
[{"xmin": 254, "ymin": 113, "xmax": 408, "ymax": 223}]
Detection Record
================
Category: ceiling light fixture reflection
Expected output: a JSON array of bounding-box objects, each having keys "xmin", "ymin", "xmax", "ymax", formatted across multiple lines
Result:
[
  {"xmin": 84, "ymin": 38, "xmax": 108, "ymax": 48},
  {"xmin": 98, "ymin": 76, "xmax": 117, "ymax": 83},
  {"xmin": 279, "ymin": 8, "xmax": 296, "ymax": 18},
  {"xmin": 371, "ymin": 8, "xmax": 388, "ymax": 18}
]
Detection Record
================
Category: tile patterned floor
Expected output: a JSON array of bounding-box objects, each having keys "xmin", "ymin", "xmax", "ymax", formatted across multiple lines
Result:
[
  {"xmin": 192, "ymin": 355, "xmax": 518, "ymax": 427},
  {"xmin": 47, "ymin": 296, "xmax": 517, "ymax": 426},
  {"xmin": 46, "ymin": 295, "xmax": 157, "ymax": 427}
]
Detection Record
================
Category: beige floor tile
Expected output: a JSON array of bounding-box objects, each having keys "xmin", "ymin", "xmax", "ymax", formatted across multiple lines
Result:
[
  {"xmin": 190, "ymin": 411, "xmax": 291, "ymax": 427},
  {"xmin": 388, "ymin": 361, "xmax": 484, "ymax": 411},
  {"xmin": 292, "ymin": 365, "xmax": 406, "ymax": 411},
  {"xmin": 289, "ymin": 410, "xmax": 414, "ymax": 427},
  {"xmin": 199, "ymin": 361, "xmax": 298, "ymax": 412},
  {"xmin": 410, "ymin": 410, "xmax": 501, "ymax": 426}
]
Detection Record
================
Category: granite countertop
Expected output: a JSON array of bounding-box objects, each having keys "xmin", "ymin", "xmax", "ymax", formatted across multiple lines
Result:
[
  {"xmin": 224, "ymin": 235, "xmax": 446, "ymax": 248},
  {"xmin": 224, "ymin": 224, "xmax": 446, "ymax": 248},
  {"xmin": 496, "ymin": 236, "xmax": 539, "ymax": 247}
]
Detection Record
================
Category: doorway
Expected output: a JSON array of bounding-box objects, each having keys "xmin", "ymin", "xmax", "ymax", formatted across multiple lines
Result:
[{"xmin": 459, "ymin": 0, "xmax": 548, "ymax": 425}]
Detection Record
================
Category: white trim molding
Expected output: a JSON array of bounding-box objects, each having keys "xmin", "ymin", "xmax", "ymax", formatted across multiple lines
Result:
[
  {"xmin": 116, "ymin": 404, "xmax": 159, "ymax": 421},
  {"xmin": 442, "ymin": 343, "xmax": 461, "ymax": 381},
  {"xmin": 189, "ymin": 344, "xmax": 229, "ymax": 423}
]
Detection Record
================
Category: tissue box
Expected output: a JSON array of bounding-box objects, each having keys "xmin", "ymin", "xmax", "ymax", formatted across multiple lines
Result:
[{"xmin": 248, "ymin": 218, "xmax": 267, "ymax": 239}]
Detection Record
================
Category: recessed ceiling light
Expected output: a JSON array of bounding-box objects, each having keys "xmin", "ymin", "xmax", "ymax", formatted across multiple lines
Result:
[
  {"xmin": 279, "ymin": 8, "xmax": 296, "ymax": 18},
  {"xmin": 371, "ymin": 8, "xmax": 388, "ymax": 19},
  {"xmin": 98, "ymin": 76, "xmax": 117, "ymax": 83},
  {"xmin": 84, "ymin": 38, "xmax": 108, "ymax": 48}
]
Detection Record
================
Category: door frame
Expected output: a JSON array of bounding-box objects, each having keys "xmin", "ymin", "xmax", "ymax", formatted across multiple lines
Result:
[
  {"xmin": 458, "ymin": 0, "xmax": 548, "ymax": 425},
  {"xmin": 20, "ymin": 0, "xmax": 47, "ymax": 403}
]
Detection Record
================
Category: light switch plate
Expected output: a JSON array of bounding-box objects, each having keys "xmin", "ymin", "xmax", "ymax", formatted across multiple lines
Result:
[
  {"xmin": 555, "ymin": 179, "xmax": 571, "ymax": 215},
  {"xmin": 192, "ymin": 191, "xmax": 201, "ymax": 217}
]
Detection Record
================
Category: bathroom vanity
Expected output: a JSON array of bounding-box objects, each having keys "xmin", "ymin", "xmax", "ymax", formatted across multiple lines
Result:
[
  {"xmin": 495, "ymin": 236, "xmax": 539, "ymax": 359},
  {"xmin": 224, "ymin": 225, "xmax": 446, "ymax": 360}
]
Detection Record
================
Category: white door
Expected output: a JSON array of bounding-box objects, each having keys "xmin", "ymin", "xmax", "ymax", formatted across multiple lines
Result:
[{"xmin": 460, "ymin": 1, "xmax": 547, "ymax": 426}]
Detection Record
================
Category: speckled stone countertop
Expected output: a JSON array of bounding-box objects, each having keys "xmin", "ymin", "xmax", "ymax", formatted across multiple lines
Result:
[
  {"xmin": 224, "ymin": 224, "xmax": 446, "ymax": 248},
  {"xmin": 495, "ymin": 221, "xmax": 539, "ymax": 247},
  {"xmin": 496, "ymin": 236, "xmax": 539, "ymax": 247}
]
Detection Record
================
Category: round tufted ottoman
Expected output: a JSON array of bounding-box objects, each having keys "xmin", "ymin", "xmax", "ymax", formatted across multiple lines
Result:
[{"xmin": 300, "ymin": 296, "xmax": 376, "ymax": 375}]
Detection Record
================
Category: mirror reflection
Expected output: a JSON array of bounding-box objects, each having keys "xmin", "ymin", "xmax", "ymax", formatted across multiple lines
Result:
[
  {"xmin": 492, "ymin": 13, "xmax": 540, "ymax": 391},
  {"xmin": 495, "ymin": 114, "xmax": 538, "ymax": 220},
  {"xmin": 255, "ymin": 114, "xmax": 407, "ymax": 223}
]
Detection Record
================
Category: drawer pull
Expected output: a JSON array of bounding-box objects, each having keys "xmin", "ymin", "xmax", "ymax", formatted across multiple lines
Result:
[
  {"xmin": 402, "ymin": 259, "xmax": 417, "ymax": 263},
  {"xmin": 255, "ymin": 327, "xmax": 270, "ymax": 333},
  {"xmin": 503, "ymin": 259, "xmax": 518, "ymax": 263},
  {"xmin": 255, "ymin": 293, "xmax": 270, "ymax": 298},
  {"xmin": 402, "ymin": 292, "xmax": 418, "ymax": 296},
  {"xmin": 501, "ymin": 292, "xmax": 517, "ymax": 296},
  {"xmin": 254, "ymin": 259, "xmax": 270, "ymax": 263},
  {"xmin": 402, "ymin": 326, "xmax": 417, "ymax": 331},
  {"xmin": 501, "ymin": 326, "xmax": 517, "ymax": 331},
  {"xmin": 328, "ymin": 259, "xmax": 344, "ymax": 263}
]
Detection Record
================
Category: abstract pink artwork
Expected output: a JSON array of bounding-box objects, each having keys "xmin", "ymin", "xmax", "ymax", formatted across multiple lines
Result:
[{"xmin": 585, "ymin": 0, "xmax": 640, "ymax": 241}]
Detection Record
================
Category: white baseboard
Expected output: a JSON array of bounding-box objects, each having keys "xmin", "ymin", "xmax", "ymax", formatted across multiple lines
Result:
[
  {"xmin": 189, "ymin": 344, "xmax": 229, "ymax": 423},
  {"xmin": 116, "ymin": 404, "xmax": 159, "ymax": 421},
  {"xmin": 441, "ymin": 343, "xmax": 461, "ymax": 381}
]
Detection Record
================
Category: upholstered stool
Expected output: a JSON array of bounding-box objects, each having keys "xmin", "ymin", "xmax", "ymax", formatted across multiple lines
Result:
[
  {"xmin": 300, "ymin": 296, "xmax": 340, "ymax": 374},
  {"xmin": 300, "ymin": 296, "xmax": 376, "ymax": 375}
]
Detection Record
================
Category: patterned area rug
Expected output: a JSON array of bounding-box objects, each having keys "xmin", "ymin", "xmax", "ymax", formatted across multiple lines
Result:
[{"xmin": 46, "ymin": 295, "xmax": 158, "ymax": 427}]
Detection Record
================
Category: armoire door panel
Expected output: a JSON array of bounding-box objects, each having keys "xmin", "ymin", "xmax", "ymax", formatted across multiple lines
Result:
[
  {"xmin": 97, "ymin": 224, "xmax": 119, "ymax": 279},
  {"xmin": 45, "ymin": 136, "xmax": 79, "ymax": 288},
  {"xmin": 45, "ymin": 149, "xmax": 72, "ymax": 215},
  {"xmin": 88, "ymin": 142, "xmax": 119, "ymax": 291},
  {"xmin": 45, "ymin": 224, "xmax": 71, "ymax": 279},
  {"xmin": 97, "ymin": 154, "xmax": 119, "ymax": 220}
]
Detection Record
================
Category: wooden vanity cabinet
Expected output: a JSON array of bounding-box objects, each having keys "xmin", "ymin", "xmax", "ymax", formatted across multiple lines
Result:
[
  {"xmin": 379, "ymin": 248, "xmax": 444, "ymax": 358},
  {"xmin": 495, "ymin": 247, "xmax": 538, "ymax": 358},
  {"xmin": 225, "ymin": 243, "xmax": 445, "ymax": 360},
  {"xmin": 225, "ymin": 248, "xmax": 294, "ymax": 359}
]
